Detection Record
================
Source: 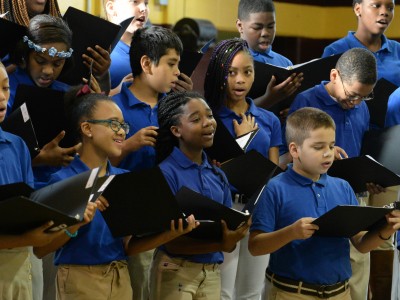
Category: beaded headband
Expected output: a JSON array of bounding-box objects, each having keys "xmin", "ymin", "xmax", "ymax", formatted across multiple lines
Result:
[{"xmin": 23, "ymin": 36, "xmax": 73, "ymax": 58}]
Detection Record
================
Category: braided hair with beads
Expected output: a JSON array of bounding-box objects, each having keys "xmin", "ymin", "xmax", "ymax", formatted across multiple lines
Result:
[
  {"xmin": 203, "ymin": 38, "xmax": 252, "ymax": 112},
  {"xmin": 0, "ymin": 0, "xmax": 61, "ymax": 27},
  {"xmin": 156, "ymin": 91, "xmax": 228, "ymax": 184}
]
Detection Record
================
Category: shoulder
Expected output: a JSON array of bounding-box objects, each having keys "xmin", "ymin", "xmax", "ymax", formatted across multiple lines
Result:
[
  {"xmin": 322, "ymin": 35, "xmax": 351, "ymax": 57},
  {"xmin": 51, "ymin": 80, "xmax": 70, "ymax": 92},
  {"xmin": 269, "ymin": 49, "xmax": 293, "ymax": 67}
]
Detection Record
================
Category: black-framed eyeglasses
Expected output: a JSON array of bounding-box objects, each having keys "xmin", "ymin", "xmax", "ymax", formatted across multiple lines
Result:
[
  {"xmin": 337, "ymin": 70, "xmax": 374, "ymax": 102},
  {"xmin": 84, "ymin": 119, "xmax": 130, "ymax": 134}
]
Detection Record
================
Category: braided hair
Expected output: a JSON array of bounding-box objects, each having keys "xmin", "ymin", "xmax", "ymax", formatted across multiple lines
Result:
[
  {"xmin": 64, "ymin": 86, "xmax": 115, "ymax": 142},
  {"xmin": 156, "ymin": 91, "xmax": 228, "ymax": 185},
  {"xmin": 203, "ymin": 38, "xmax": 252, "ymax": 112},
  {"xmin": 0, "ymin": 0, "xmax": 61, "ymax": 27}
]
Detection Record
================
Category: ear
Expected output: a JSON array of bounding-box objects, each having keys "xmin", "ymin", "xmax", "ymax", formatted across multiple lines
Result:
[
  {"xmin": 354, "ymin": 2, "xmax": 361, "ymax": 17},
  {"xmin": 80, "ymin": 122, "xmax": 92, "ymax": 138},
  {"xmin": 105, "ymin": 1, "xmax": 116, "ymax": 19},
  {"xmin": 170, "ymin": 125, "xmax": 181, "ymax": 138},
  {"xmin": 140, "ymin": 55, "xmax": 153, "ymax": 75},
  {"xmin": 330, "ymin": 68, "xmax": 339, "ymax": 83},
  {"xmin": 236, "ymin": 19, "xmax": 244, "ymax": 35},
  {"xmin": 288, "ymin": 142, "xmax": 300, "ymax": 160}
]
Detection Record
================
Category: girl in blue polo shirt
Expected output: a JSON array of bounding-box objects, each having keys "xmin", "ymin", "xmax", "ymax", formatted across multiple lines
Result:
[
  {"xmin": 32, "ymin": 86, "xmax": 196, "ymax": 300},
  {"xmin": 203, "ymin": 38, "xmax": 281, "ymax": 300},
  {"xmin": 0, "ymin": 60, "xmax": 64, "ymax": 300},
  {"xmin": 149, "ymin": 91, "xmax": 250, "ymax": 300}
]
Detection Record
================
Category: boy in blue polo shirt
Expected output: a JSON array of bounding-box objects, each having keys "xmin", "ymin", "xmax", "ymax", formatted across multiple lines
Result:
[
  {"xmin": 236, "ymin": 0, "xmax": 303, "ymax": 109},
  {"xmin": 249, "ymin": 107, "xmax": 400, "ymax": 300},
  {"xmin": 111, "ymin": 25, "xmax": 186, "ymax": 300}
]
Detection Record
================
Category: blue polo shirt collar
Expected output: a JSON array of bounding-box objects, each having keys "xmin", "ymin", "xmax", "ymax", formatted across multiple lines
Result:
[
  {"xmin": 218, "ymin": 98, "xmax": 260, "ymax": 118},
  {"xmin": 0, "ymin": 127, "xmax": 11, "ymax": 143},
  {"xmin": 68, "ymin": 155, "xmax": 117, "ymax": 175},
  {"xmin": 249, "ymin": 47, "xmax": 273, "ymax": 59},
  {"xmin": 347, "ymin": 31, "xmax": 390, "ymax": 53},
  {"xmin": 170, "ymin": 147, "xmax": 212, "ymax": 170},
  {"xmin": 286, "ymin": 164, "xmax": 327, "ymax": 187},
  {"xmin": 120, "ymin": 82, "xmax": 163, "ymax": 109}
]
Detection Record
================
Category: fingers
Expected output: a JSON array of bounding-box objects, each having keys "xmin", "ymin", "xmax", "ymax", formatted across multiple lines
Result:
[
  {"xmin": 50, "ymin": 131, "xmax": 66, "ymax": 146},
  {"xmin": 39, "ymin": 220, "xmax": 55, "ymax": 232},
  {"xmin": 95, "ymin": 196, "xmax": 109, "ymax": 212}
]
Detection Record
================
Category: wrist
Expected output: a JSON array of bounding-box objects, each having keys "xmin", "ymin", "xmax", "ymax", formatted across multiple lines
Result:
[
  {"xmin": 378, "ymin": 231, "xmax": 391, "ymax": 241},
  {"xmin": 64, "ymin": 228, "xmax": 78, "ymax": 238}
]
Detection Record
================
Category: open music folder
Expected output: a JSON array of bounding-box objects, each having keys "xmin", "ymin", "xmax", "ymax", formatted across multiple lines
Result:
[
  {"xmin": 58, "ymin": 6, "xmax": 122, "ymax": 85},
  {"xmin": 0, "ymin": 168, "xmax": 100, "ymax": 234},
  {"xmin": 175, "ymin": 186, "xmax": 250, "ymax": 241},
  {"xmin": 100, "ymin": 167, "xmax": 186, "ymax": 238},
  {"xmin": 327, "ymin": 155, "xmax": 400, "ymax": 193},
  {"xmin": 312, "ymin": 205, "xmax": 393, "ymax": 238},
  {"xmin": 0, "ymin": 16, "xmax": 26, "ymax": 58}
]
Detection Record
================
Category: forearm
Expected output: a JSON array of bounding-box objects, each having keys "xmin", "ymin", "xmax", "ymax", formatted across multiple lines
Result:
[
  {"xmin": 95, "ymin": 72, "xmax": 111, "ymax": 95},
  {"xmin": 352, "ymin": 227, "xmax": 395, "ymax": 254},
  {"xmin": 249, "ymin": 227, "xmax": 296, "ymax": 256},
  {"xmin": 126, "ymin": 231, "xmax": 183, "ymax": 256},
  {"xmin": 254, "ymin": 94, "xmax": 277, "ymax": 109},
  {"xmin": 33, "ymin": 226, "xmax": 78, "ymax": 258},
  {"xmin": 0, "ymin": 235, "xmax": 33, "ymax": 249}
]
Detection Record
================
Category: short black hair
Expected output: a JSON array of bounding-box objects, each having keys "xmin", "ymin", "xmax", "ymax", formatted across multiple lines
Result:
[
  {"xmin": 129, "ymin": 26, "xmax": 183, "ymax": 77},
  {"xmin": 336, "ymin": 48, "xmax": 377, "ymax": 85},
  {"xmin": 238, "ymin": 0, "xmax": 275, "ymax": 20},
  {"xmin": 286, "ymin": 107, "xmax": 336, "ymax": 147}
]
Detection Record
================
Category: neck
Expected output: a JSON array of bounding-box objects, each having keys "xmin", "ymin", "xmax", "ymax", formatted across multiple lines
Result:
[
  {"xmin": 180, "ymin": 146, "xmax": 203, "ymax": 165},
  {"xmin": 354, "ymin": 29, "xmax": 382, "ymax": 51},
  {"xmin": 121, "ymin": 31, "xmax": 133, "ymax": 46},
  {"xmin": 129, "ymin": 77, "xmax": 159, "ymax": 108},
  {"xmin": 226, "ymin": 98, "xmax": 248, "ymax": 115},
  {"xmin": 292, "ymin": 163, "xmax": 320, "ymax": 182},
  {"xmin": 79, "ymin": 144, "xmax": 109, "ymax": 177}
]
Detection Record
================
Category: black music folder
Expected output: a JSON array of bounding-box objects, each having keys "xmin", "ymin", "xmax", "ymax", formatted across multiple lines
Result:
[
  {"xmin": 59, "ymin": 7, "xmax": 121, "ymax": 85},
  {"xmin": 312, "ymin": 205, "xmax": 393, "ymax": 238},
  {"xmin": 0, "ymin": 168, "xmax": 100, "ymax": 234},
  {"xmin": 179, "ymin": 50, "xmax": 203, "ymax": 77},
  {"xmin": 366, "ymin": 78, "xmax": 398, "ymax": 129},
  {"xmin": 110, "ymin": 16, "xmax": 134, "ymax": 51},
  {"xmin": 175, "ymin": 187, "xmax": 250, "ymax": 241},
  {"xmin": 221, "ymin": 150, "xmax": 279, "ymax": 213},
  {"xmin": 1, "ymin": 102, "xmax": 40, "ymax": 158},
  {"xmin": 11, "ymin": 84, "xmax": 76, "ymax": 148},
  {"xmin": 327, "ymin": 155, "xmax": 400, "ymax": 193},
  {"xmin": 248, "ymin": 54, "xmax": 341, "ymax": 116},
  {"xmin": 100, "ymin": 167, "xmax": 186, "ymax": 238},
  {"xmin": 362, "ymin": 125, "xmax": 400, "ymax": 175},
  {"xmin": 0, "ymin": 17, "xmax": 26, "ymax": 58}
]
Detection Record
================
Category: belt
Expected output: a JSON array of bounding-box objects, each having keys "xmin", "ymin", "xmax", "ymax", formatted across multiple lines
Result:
[
  {"xmin": 233, "ymin": 193, "xmax": 248, "ymax": 204},
  {"xmin": 266, "ymin": 269, "xmax": 349, "ymax": 299}
]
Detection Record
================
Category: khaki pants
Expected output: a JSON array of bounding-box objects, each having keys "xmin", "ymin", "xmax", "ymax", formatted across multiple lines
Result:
[
  {"xmin": 149, "ymin": 250, "xmax": 221, "ymax": 300},
  {"xmin": 265, "ymin": 281, "xmax": 352, "ymax": 300},
  {"xmin": 128, "ymin": 250, "xmax": 154, "ymax": 300},
  {"xmin": 56, "ymin": 261, "xmax": 132, "ymax": 300},
  {"xmin": 0, "ymin": 247, "xmax": 33, "ymax": 300}
]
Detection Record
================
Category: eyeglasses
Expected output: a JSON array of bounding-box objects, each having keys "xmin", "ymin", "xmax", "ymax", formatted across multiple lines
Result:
[
  {"xmin": 85, "ymin": 119, "xmax": 130, "ymax": 134},
  {"xmin": 337, "ymin": 71, "xmax": 374, "ymax": 103}
]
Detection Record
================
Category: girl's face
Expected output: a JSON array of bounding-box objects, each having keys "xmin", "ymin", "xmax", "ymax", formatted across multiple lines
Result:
[
  {"xmin": 27, "ymin": 42, "xmax": 68, "ymax": 88},
  {"xmin": 226, "ymin": 51, "xmax": 254, "ymax": 105},
  {"xmin": 111, "ymin": 0, "xmax": 150, "ymax": 34},
  {"xmin": 0, "ymin": 66, "xmax": 10, "ymax": 123},
  {"xmin": 355, "ymin": 0, "xmax": 395, "ymax": 35},
  {"xmin": 26, "ymin": 0, "xmax": 48, "ymax": 17},
  {"xmin": 171, "ymin": 98, "xmax": 217, "ymax": 154},
  {"xmin": 83, "ymin": 101, "xmax": 126, "ymax": 159}
]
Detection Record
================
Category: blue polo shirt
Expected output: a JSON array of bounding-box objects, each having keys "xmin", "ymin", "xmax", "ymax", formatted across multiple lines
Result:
[
  {"xmin": 322, "ymin": 32, "xmax": 400, "ymax": 86},
  {"xmin": 281, "ymin": 82, "xmax": 370, "ymax": 158},
  {"xmin": 250, "ymin": 47, "xmax": 293, "ymax": 67},
  {"xmin": 110, "ymin": 40, "xmax": 131, "ymax": 89},
  {"xmin": 217, "ymin": 97, "xmax": 282, "ymax": 158},
  {"xmin": 51, "ymin": 156, "xmax": 127, "ymax": 265},
  {"xmin": 385, "ymin": 87, "xmax": 400, "ymax": 127},
  {"xmin": 112, "ymin": 82, "xmax": 165, "ymax": 171},
  {"xmin": 159, "ymin": 147, "xmax": 232, "ymax": 264},
  {"xmin": 251, "ymin": 165, "xmax": 358, "ymax": 285},
  {"xmin": 0, "ymin": 127, "xmax": 34, "ymax": 187}
]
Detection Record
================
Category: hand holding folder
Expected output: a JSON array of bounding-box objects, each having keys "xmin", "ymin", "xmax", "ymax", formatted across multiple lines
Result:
[{"xmin": 0, "ymin": 168, "xmax": 100, "ymax": 234}]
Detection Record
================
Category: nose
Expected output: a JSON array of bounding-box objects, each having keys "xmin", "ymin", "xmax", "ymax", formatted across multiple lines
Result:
[
  {"xmin": 42, "ymin": 64, "xmax": 54, "ymax": 76},
  {"xmin": 260, "ymin": 27, "xmax": 270, "ymax": 37},
  {"xmin": 379, "ymin": 6, "xmax": 390, "ymax": 16},
  {"xmin": 138, "ymin": 3, "xmax": 147, "ymax": 13}
]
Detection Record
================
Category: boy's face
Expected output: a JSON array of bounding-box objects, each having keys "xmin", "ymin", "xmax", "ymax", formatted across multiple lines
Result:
[
  {"xmin": 0, "ymin": 66, "xmax": 10, "ymax": 123},
  {"xmin": 147, "ymin": 48, "xmax": 180, "ymax": 93},
  {"xmin": 290, "ymin": 127, "xmax": 335, "ymax": 182},
  {"xmin": 106, "ymin": 0, "xmax": 150, "ymax": 34},
  {"xmin": 236, "ymin": 11, "xmax": 276, "ymax": 53},
  {"xmin": 354, "ymin": 0, "xmax": 394, "ymax": 35},
  {"xmin": 27, "ymin": 42, "xmax": 67, "ymax": 88},
  {"xmin": 329, "ymin": 70, "xmax": 375, "ymax": 110}
]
